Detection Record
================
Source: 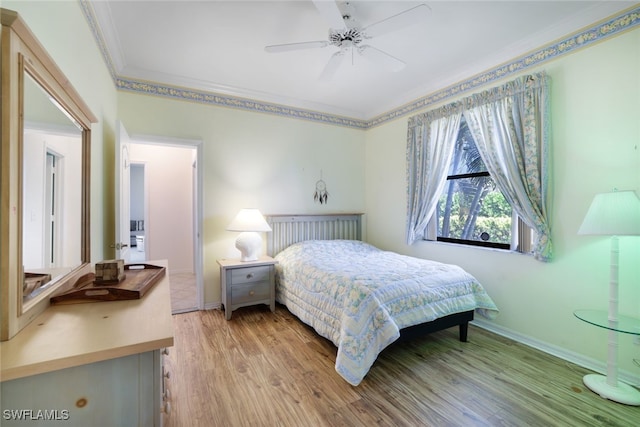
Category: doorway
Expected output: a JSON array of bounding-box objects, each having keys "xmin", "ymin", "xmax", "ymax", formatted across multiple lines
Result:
[
  {"xmin": 127, "ymin": 138, "xmax": 203, "ymax": 314},
  {"xmin": 129, "ymin": 163, "xmax": 146, "ymax": 263}
]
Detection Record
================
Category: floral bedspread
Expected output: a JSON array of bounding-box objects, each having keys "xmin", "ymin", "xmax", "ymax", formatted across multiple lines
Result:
[{"xmin": 274, "ymin": 240, "xmax": 499, "ymax": 386}]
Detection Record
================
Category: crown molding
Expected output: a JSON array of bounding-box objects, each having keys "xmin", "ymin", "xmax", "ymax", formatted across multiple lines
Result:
[
  {"xmin": 115, "ymin": 76, "xmax": 369, "ymax": 129},
  {"xmin": 80, "ymin": 1, "xmax": 639, "ymax": 130},
  {"xmin": 367, "ymin": 5, "xmax": 640, "ymax": 128}
]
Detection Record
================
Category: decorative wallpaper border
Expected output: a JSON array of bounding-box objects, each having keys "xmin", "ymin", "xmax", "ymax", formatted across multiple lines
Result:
[
  {"xmin": 115, "ymin": 78, "xmax": 369, "ymax": 129},
  {"xmin": 367, "ymin": 6, "xmax": 640, "ymax": 128},
  {"xmin": 80, "ymin": 1, "xmax": 639, "ymax": 130}
]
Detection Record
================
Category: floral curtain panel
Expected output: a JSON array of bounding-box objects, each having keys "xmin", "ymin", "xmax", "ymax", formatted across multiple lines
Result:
[
  {"xmin": 463, "ymin": 74, "xmax": 552, "ymax": 261},
  {"xmin": 406, "ymin": 72, "xmax": 552, "ymax": 261},
  {"xmin": 406, "ymin": 107, "xmax": 462, "ymax": 244}
]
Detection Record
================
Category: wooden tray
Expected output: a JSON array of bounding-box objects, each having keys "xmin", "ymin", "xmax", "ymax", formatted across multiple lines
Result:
[
  {"xmin": 24, "ymin": 272, "xmax": 52, "ymax": 295},
  {"xmin": 50, "ymin": 264, "xmax": 166, "ymax": 305}
]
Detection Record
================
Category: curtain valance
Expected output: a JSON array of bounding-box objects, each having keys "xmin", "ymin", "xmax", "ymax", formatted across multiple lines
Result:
[{"xmin": 408, "ymin": 73, "xmax": 548, "ymax": 125}]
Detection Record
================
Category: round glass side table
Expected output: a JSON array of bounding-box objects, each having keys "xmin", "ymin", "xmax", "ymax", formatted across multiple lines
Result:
[{"xmin": 574, "ymin": 309, "xmax": 640, "ymax": 406}]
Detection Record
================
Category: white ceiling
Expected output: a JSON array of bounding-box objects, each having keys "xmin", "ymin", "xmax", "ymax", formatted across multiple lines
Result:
[{"xmin": 91, "ymin": 0, "xmax": 635, "ymax": 120}]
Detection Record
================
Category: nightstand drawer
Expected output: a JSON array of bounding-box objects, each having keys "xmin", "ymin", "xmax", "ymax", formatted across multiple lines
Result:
[
  {"xmin": 231, "ymin": 281, "xmax": 270, "ymax": 304},
  {"xmin": 230, "ymin": 266, "xmax": 270, "ymax": 284}
]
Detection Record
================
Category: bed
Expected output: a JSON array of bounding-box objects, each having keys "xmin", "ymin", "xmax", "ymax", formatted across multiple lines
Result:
[{"xmin": 266, "ymin": 214, "xmax": 499, "ymax": 386}]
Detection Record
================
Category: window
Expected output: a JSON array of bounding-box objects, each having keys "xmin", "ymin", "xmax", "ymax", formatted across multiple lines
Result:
[
  {"xmin": 435, "ymin": 117, "xmax": 510, "ymax": 248},
  {"xmin": 435, "ymin": 118, "xmax": 534, "ymax": 252}
]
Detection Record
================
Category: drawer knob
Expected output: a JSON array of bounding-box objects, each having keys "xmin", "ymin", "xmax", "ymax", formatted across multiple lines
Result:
[
  {"xmin": 249, "ymin": 290, "xmax": 255, "ymax": 296},
  {"xmin": 246, "ymin": 273, "xmax": 254, "ymax": 279}
]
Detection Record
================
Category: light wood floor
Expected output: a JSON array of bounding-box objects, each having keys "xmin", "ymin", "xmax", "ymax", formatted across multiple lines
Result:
[{"xmin": 163, "ymin": 305, "xmax": 639, "ymax": 427}]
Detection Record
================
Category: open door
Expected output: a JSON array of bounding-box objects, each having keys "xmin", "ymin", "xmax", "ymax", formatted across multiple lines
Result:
[{"xmin": 114, "ymin": 121, "xmax": 131, "ymax": 262}]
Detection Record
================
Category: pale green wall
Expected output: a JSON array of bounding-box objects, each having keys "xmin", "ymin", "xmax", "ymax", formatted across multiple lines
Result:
[
  {"xmin": 117, "ymin": 93, "xmax": 366, "ymax": 304},
  {"xmin": 365, "ymin": 28, "xmax": 640, "ymax": 377},
  {"xmin": 4, "ymin": 0, "xmax": 118, "ymax": 262}
]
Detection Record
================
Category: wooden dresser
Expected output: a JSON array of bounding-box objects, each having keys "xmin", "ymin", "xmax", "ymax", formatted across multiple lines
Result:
[{"xmin": 0, "ymin": 261, "xmax": 174, "ymax": 426}]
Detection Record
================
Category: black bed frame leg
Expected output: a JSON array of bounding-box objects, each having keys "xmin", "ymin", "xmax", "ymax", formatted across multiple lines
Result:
[{"xmin": 459, "ymin": 322, "xmax": 469, "ymax": 342}]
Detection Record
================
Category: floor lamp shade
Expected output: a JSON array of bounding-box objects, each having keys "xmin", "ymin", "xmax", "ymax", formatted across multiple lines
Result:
[
  {"xmin": 578, "ymin": 190, "xmax": 640, "ymax": 236},
  {"xmin": 227, "ymin": 209, "xmax": 272, "ymax": 262},
  {"xmin": 578, "ymin": 189, "xmax": 640, "ymax": 406}
]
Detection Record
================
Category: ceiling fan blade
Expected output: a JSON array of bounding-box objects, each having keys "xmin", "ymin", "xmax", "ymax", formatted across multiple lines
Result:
[
  {"xmin": 319, "ymin": 50, "xmax": 346, "ymax": 81},
  {"xmin": 362, "ymin": 4, "xmax": 431, "ymax": 38},
  {"xmin": 265, "ymin": 41, "xmax": 329, "ymax": 53},
  {"xmin": 359, "ymin": 45, "xmax": 405, "ymax": 72},
  {"xmin": 312, "ymin": 0, "xmax": 347, "ymax": 30}
]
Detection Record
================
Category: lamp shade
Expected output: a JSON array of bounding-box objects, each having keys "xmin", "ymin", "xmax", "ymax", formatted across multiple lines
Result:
[
  {"xmin": 226, "ymin": 209, "xmax": 272, "ymax": 232},
  {"xmin": 578, "ymin": 190, "xmax": 640, "ymax": 236}
]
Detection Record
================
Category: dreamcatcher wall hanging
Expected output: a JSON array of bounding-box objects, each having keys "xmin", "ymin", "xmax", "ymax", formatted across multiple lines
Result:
[{"xmin": 313, "ymin": 171, "xmax": 329, "ymax": 204}]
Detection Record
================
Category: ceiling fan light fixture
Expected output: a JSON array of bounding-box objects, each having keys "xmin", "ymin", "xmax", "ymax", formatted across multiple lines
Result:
[
  {"xmin": 328, "ymin": 28, "xmax": 363, "ymax": 48},
  {"xmin": 265, "ymin": 1, "xmax": 429, "ymax": 80}
]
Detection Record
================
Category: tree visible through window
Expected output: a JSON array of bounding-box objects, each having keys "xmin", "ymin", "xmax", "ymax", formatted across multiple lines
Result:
[{"xmin": 436, "ymin": 117, "xmax": 512, "ymax": 249}]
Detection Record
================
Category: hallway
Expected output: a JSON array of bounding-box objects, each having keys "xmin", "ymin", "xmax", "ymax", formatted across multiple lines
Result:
[
  {"xmin": 168, "ymin": 271, "xmax": 197, "ymax": 313},
  {"xmin": 130, "ymin": 251, "xmax": 197, "ymax": 313}
]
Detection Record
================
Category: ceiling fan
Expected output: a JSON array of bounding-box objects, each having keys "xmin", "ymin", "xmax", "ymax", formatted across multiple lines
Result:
[{"xmin": 265, "ymin": 1, "xmax": 431, "ymax": 80}]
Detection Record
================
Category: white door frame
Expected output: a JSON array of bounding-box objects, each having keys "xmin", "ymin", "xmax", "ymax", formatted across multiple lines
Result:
[{"xmin": 128, "ymin": 133, "xmax": 205, "ymax": 311}]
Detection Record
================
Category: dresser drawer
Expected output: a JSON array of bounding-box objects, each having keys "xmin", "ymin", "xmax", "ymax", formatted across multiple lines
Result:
[
  {"xmin": 230, "ymin": 265, "xmax": 271, "ymax": 284},
  {"xmin": 231, "ymin": 281, "xmax": 270, "ymax": 305}
]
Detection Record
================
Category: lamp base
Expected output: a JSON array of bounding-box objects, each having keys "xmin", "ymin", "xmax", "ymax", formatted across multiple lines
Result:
[
  {"xmin": 235, "ymin": 231, "xmax": 262, "ymax": 262},
  {"xmin": 583, "ymin": 374, "xmax": 640, "ymax": 406}
]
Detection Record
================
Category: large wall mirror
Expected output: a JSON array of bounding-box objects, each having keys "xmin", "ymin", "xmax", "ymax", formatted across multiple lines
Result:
[
  {"xmin": 22, "ymin": 71, "xmax": 84, "ymax": 308},
  {"xmin": 1, "ymin": 9, "xmax": 97, "ymax": 340}
]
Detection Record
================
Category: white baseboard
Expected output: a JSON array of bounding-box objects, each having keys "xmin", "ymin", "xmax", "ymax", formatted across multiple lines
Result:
[
  {"xmin": 472, "ymin": 319, "xmax": 640, "ymax": 387},
  {"xmin": 204, "ymin": 301, "xmax": 221, "ymax": 311}
]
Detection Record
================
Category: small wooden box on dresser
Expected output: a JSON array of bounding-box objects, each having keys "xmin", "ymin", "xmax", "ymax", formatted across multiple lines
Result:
[{"xmin": 218, "ymin": 257, "xmax": 277, "ymax": 320}]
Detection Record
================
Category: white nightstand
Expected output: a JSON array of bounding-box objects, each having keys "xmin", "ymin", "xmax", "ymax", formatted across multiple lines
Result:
[{"xmin": 217, "ymin": 256, "xmax": 277, "ymax": 320}]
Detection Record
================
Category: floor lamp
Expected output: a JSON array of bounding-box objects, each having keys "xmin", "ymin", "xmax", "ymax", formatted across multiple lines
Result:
[{"xmin": 578, "ymin": 189, "xmax": 640, "ymax": 405}]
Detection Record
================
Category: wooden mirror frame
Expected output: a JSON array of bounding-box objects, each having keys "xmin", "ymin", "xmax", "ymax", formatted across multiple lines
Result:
[{"xmin": 1, "ymin": 9, "xmax": 97, "ymax": 340}]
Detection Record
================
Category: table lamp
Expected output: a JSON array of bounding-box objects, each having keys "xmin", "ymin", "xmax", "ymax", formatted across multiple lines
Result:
[
  {"xmin": 227, "ymin": 209, "xmax": 272, "ymax": 262},
  {"xmin": 578, "ymin": 189, "xmax": 640, "ymax": 405}
]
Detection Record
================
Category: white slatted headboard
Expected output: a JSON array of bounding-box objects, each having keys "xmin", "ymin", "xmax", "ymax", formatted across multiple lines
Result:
[{"xmin": 266, "ymin": 214, "xmax": 363, "ymax": 256}]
